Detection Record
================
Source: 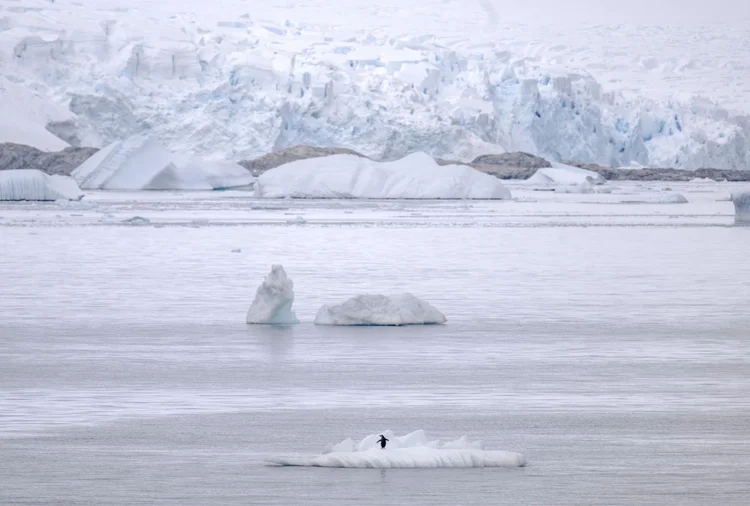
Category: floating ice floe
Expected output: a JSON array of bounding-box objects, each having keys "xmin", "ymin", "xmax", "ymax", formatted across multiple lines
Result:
[
  {"xmin": 314, "ymin": 293, "xmax": 446, "ymax": 326},
  {"xmin": 620, "ymin": 193, "xmax": 689, "ymax": 204},
  {"xmin": 731, "ymin": 191, "xmax": 750, "ymax": 224},
  {"xmin": 526, "ymin": 163, "xmax": 606, "ymax": 188},
  {"xmin": 0, "ymin": 169, "xmax": 83, "ymax": 201},
  {"xmin": 72, "ymin": 135, "xmax": 254, "ymax": 191},
  {"xmin": 255, "ymin": 152, "xmax": 512, "ymax": 199},
  {"xmin": 268, "ymin": 429, "xmax": 526, "ymax": 468},
  {"xmin": 246, "ymin": 265, "xmax": 299, "ymax": 324}
]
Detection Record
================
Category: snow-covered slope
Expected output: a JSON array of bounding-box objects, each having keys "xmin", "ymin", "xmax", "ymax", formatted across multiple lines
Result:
[
  {"xmin": 0, "ymin": 169, "xmax": 83, "ymax": 201},
  {"xmin": 269, "ymin": 429, "xmax": 526, "ymax": 468},
  {"xmin": 246, "ymin": 265, "xmax": 299, "ymax": 325},
  {"xmin": 315, "ymin": 293, "xmax": 447, "ymax": 326},
  {"xmin": 1, "ymin": 1, "xmax": 750, "ymax": 169},
  {"xmin": 256, "ymin": 153, "xmax": 511, "ymax": 199},
  {"xmin": 72, "ymin": 136, "xmax": 253, "ymax": 190}
]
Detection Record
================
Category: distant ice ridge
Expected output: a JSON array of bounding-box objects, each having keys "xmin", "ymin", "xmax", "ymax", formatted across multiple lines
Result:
[
  {"xmin": 246, "ymin": 265, "xmax": 299, "ymax": 325},
  {"xmin": 731, "ymin": 191, "xmax": 750, "ymax": 224},
  {"xmin": 269, "ymin": 429, "xmax": 526, "ymax": 468},
  {"xmin": 0, "ymin": 169, "xmax": 83, "ymax": 201},
  {"xmin": 256, "ymin": 153, "xmax": 511, "ymax": 199},
  {"xmin": 72, "ymin": 135, "xmax": 253, "ymax": 191},
  {"xmin": 314, "ymin": 293, "xmax": 446, "ymax": 326}
]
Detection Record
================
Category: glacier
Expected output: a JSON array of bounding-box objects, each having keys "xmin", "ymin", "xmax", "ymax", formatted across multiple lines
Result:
[
  {"xmin": 246, "ymin": 265, "xmax": 299, "ymax": 325},
  {"xmin": 256, "ymin": 152, "xmax": 511, "ymax": 199},
  {"xmin": 731, "ymin": 191, "xmax": 750, "ymax": 224},
  {"xmin": 314, "ymin": 293, "xmax": 447, "ymax": 326},
  {"xmin": 1, "ymin": 1, "xmax": 749, "ymax": 170},
  {"xmin": 72, "ymin": 136, "xmax": 253, "ymax": 191},
  {"xmin": 0, "ymin": 169, "xmax": 83, "ymax": 201},
  {"xmin": 268, "ymin": 429, "xmax": 526, "ymax": 468}
]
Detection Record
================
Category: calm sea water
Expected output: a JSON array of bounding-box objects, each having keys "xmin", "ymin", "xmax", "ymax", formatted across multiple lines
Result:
[{"xmin": 2, "ymin": 193, "xmax": 749, "ymax": 504}]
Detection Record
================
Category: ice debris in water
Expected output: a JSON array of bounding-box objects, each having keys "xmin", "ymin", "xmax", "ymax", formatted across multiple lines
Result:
[
  {"xmin": 731, "ymin": 190, "xmax": 750, "ymax": 224},
  {"xmin": 314, "ymin": 293, "xmax": 446, "ymax": 326},
  {"xmin": 121, "ymin": 216, "xmax": 151, "ymax": 225},
  {"xmin": 246, "ymin": 265, "xmax": 299, "ymax": 324},
  {"xmin": 0, "ymin": 169, "xmax": 83, "ymax": 201},
  {"xmin": 268, "ymin": 429, "xmax": 526, "ymax": 468}
]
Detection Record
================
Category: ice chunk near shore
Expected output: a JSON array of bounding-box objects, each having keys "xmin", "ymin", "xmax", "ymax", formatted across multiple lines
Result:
[
  {"xmin": 314, "ymin": 293, "xmax": 446, "ymax": 326},
  {"xmin": 0, "ymin": 169, "xmax": 83, "ymax": 201},
  {"xmin": 731, "ymin": 191, "xmax": 750, "ymax": 224},
  {"xmin": 269, "ymin": 430, "xmax": 526, "ymax": 468},
  {"xmin": 620, "ymin": 193, "xmax": 689, "ymax": 204},
  {"xmin": 246, "ymin": 265, "xmax": 299, "ymax": 324},
  {"xmin": 527, "ymin": 163, "xmax": 606, "ymax": 188},
  {"xmin": 256, "ymin": 152, "xmax": 511, "ymax": 199},
  {"xmin": 72, "ymin": 135, "xmax": 253, "ymax": 191}
]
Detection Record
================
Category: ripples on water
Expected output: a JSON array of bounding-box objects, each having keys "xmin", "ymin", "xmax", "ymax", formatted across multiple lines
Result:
[{"xmin": 1, "ymin": 189, "xmax": 749, "ymax": 504}]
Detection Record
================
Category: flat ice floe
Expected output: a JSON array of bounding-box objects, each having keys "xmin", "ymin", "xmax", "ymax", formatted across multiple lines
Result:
[
  {"xmin": 255, "ymin": 152, "xmax": 511, "ymax": 199},
  {"xmin": 314, "ymin": 293, "xmax": 446, "ymax": 326},
  {"xmin": 526, "ymin": 163, "xmax": 606, "ymax": 188},
  {"xmin": 731, "ymin": 191, "xmax": 750, "ymax": 224},
  {"xmin": 72, "ymin": 135, "xmax": 253, "ymax": 191},
  {"xmin": 246, "ymin": 265, "xmax": 299, "ymax": 324},
  {"xmin": 0, "ymin": 169, "xmax": 83, "ymax": 201},
  {"xmin": 268, "ymin": 430, "xmax": 526, "ymax": 468}
]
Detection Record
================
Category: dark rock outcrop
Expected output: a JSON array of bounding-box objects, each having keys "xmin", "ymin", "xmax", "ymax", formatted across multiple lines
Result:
[
  {"xmin": 239, "ymin": 145, "xmax": 366, "ymax": 176},
  {"xmin": 564, "ymin": 161, "xmax": 750, "ymax": 182},
  {"xmin": 471, "ymin": 152, "xmax": 552, "ymax": 169},
  {"xmin": 0, "ymin": 143, "xmax": 99, "ymax": 176}
]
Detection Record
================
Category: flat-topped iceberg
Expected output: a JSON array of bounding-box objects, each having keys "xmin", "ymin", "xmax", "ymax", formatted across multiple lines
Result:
[
  {"xmin": 527, "ymin": 163, "xmax": 606, "ymax": 187},
  {"xmin": 0, "ymin": 169, "xmax": 83, "ymax": 201},
  {"xmin": 314, "ymin": 293, "xmax": 446, "ymax": 326},
  {"xmin": 72, "ymin": 135, "xmax": 253, "ymax": 191},
  {"xmin": 731, "ymin": 191, "xmax": 750, "ymax": 224},
  {"xmin": 246, "ymin": 265, "xmax": 299, "ymax": 324},
  {"xmin": 255, "ymin": 152, "xmax": 511, "ymax": 199},
  {"xmin": 268, "ymin": 429, "xmax": 526, "ymax": 468}
]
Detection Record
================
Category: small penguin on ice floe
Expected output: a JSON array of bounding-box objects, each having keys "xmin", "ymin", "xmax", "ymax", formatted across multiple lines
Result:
[{"xmin": 377, "ymin": 435, "xmax": 389, "ymax": 449}]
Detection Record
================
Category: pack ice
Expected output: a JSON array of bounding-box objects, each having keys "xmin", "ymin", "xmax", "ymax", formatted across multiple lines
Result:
[
  {"xmin": 246, "ymin": 265, "xmax": 299, "ymax": 325},
  {"xmin": 268, "ymin": 429, "xmax": 526, "ymax": 468},
  {"xmin": 255, "ymin": 153, "xmax": 511, "ymax": 199},
  {"xmin": 731, "ymin": 191, "xmax": 750, "ymax": 224},
  {"xmin": 72, "ymin": 136, "xmax": 253, "ymax": 191},
  {"xmin": 314, "ymin": 293, "xmax": 447, "ymax": 326},
  {"xmin": 0, "ymin": 169, "xmax": 83, "ymax": 201}
]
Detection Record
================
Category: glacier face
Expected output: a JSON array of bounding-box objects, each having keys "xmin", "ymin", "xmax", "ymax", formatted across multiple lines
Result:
[{"xmin": 1, "ymin": 0, "xmax": 750, "ymax": 169}]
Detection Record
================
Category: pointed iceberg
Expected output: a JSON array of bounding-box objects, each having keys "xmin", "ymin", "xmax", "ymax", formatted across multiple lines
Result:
[{"xmin": 246, "ymin": 265, "xmax": 299, "ymax": 324}]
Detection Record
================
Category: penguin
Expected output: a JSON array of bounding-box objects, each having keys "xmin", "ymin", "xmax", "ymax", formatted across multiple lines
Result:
[{"xmin": 377, "ymin": 435, "xmax": 389, "ymax": 449}]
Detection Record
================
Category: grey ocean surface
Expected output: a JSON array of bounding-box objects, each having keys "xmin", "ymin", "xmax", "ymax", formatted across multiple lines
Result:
[{"xmin": 2, "ymin": 189, "xmax": 750, "ymax": 505}]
